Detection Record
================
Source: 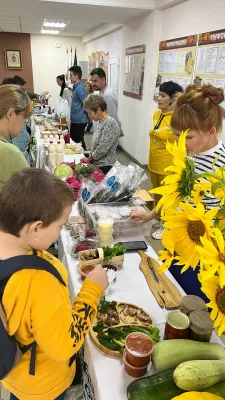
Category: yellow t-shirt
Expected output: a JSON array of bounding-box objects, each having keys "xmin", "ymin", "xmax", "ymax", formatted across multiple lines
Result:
[
  {"xmin": 2, "ymin": 251, "xmax": 103, "ymax": 400},
  {"xmin": 148, "ymin": 109, "xmax": 175, "ymax": 175}
]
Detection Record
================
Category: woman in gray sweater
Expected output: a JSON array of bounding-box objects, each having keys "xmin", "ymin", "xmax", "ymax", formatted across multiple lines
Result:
[{"xmin": 84, "ymin": 95, "xmax": 120, "ymax": 174}]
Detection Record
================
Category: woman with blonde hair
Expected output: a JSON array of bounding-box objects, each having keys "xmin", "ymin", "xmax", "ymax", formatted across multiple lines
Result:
[{"xmin": 0, "ymin": 84, "xmax": 33, "ymax": 191}]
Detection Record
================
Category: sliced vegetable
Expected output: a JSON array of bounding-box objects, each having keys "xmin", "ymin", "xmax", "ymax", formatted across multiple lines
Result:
[
  {"xmin": 173, "ymin": 360, "xmax": 225, "ymax": 391},
  {"xmin": 152, "ymin": 340, "xmax": 225, "ymax": 372}
]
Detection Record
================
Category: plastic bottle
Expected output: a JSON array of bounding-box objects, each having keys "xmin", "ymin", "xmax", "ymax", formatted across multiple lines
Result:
[
  {"xmin": 56, "ymin": 141, "xmax": 64, "ymax": 165},
  {"xmin": 55, "ymin": 134, "xmax": 59, "ymax": 141},
  {"xmin": 48, "ymin": 141, "xmax": 56, "ymax": 167},
  {"xmin": 60, "ymin": 134, "xmax": 65, "ymax": 150}
]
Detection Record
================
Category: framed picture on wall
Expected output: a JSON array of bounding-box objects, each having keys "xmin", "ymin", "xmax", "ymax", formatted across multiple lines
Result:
[{"xmin": 5, "ymin": 49, "xmax": 22, "ymax": 69}]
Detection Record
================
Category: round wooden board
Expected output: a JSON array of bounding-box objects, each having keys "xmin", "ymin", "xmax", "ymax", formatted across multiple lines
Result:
[{"xmin": 89, "ymin": 302, "xmax": 155, "ymax": 358}]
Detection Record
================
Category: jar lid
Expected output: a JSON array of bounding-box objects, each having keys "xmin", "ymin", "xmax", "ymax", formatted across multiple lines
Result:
[
  {"xmin": 190, "ymin": 311, "xmax": 214, "ymax": 334},
  {"xmin": 166, "ymin": 311, "xmax": 190, "ymax": 330},
  {"xmin": 179, "ymin": 295, "xmax": 206, "ymax": 314}
]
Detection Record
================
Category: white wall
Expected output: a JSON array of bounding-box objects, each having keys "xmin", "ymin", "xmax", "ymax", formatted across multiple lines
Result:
[
  {"xmin": 119, "ymin": 11, "xmax": 161, "ymax": 164},
  {"xmin": 161, "ymin": 0, "xmax": 225, "ymax": 40},
  {"xmin": 31, "ymin": 34, "xmax": 85, "ymax": 107}
]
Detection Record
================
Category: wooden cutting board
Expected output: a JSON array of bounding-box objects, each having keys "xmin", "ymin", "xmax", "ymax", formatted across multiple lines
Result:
[
  {"xmin": 138, "ymin": 251, "xmax": 182, "ymax": 310},
  {"xmin": 90, "ymin": 301, "xmax": 154, "ymax": 358}
]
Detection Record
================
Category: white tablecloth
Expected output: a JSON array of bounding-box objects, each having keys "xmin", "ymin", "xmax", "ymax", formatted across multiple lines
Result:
[{"xmin": 58, "ymin": 225, "xmax": 222, "ymax": 400}]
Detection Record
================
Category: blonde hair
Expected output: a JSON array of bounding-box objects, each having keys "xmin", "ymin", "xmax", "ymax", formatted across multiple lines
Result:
[
  {"xmin": 0, "ymin": 84, "xmax": 33, "ymax": 119},
  {"xmin": 171, "ymin": 84, "xmax": 224, "ymax": 133}
]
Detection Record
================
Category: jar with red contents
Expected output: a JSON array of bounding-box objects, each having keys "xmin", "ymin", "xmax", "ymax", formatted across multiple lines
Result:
[{"xmin": 164, "ymin": 311, "xmax": 190, "ymax": 340}]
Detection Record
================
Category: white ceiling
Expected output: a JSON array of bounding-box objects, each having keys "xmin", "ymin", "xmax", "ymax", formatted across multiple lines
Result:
[{"xmin": 0, "ymin": 0, "xmax": 189, "ymax": 37}]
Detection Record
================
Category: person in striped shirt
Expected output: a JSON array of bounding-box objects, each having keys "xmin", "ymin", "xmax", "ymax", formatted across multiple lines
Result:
[{"xmin": 130, "ymin": 84, "xmax": 225, "ymax": 300}]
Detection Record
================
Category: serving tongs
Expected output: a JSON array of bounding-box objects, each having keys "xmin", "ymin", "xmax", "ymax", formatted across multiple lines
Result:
[{"xmin": 138, "ymin": 251, "xmax": 182, "ymax": 310}]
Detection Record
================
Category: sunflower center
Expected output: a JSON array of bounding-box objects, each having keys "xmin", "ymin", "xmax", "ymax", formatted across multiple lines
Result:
[
  {"xmin": 218, "ymin": 253, "xmax": 225, "ymax": 263},
  {"xmin": 216, "ymin": 287, "xmax": 225, "ymax": 313},
  {"xmin": 187, "ymin": 220, "xmax": 206, "ymax": 245}
]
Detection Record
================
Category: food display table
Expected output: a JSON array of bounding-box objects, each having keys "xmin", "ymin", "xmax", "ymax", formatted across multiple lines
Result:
[
  {"xmin": 34, "ymin": 123, "xmax": 223, "ymax": 400},
  {"xmin": 58, "ymin": 225, "xmax": 222, "ymax": 400}
]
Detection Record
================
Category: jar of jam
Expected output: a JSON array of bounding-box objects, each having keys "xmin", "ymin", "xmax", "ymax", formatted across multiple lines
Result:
[{"xmin": 164, "ymin": 311, "xmax": 190, "ymax": 340}]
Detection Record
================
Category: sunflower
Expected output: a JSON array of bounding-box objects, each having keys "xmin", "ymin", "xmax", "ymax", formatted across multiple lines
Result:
[
  {"xmin": 198, "ymin": 273, "xmax": 225, "ymax": 336},
  {"xmin": 162, "ymin": 202, "xmax": 218, "ymax": 272},
  {"xmin": 158, "ymin": 230, "xmax": 175, "ymax": 273},
  {"xmin": 191, "ymin": 178, "xmax": 212, "ymax": 204},
  {"xmin": 150, "ymin": 131, "xmax": 196, "ymax": 215},
  {"xmin": 196, "ymin": 228, "xmax": 225, "ymax": 286}
]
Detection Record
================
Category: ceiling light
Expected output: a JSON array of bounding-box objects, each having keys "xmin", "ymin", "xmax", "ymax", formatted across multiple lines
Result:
[
  {"xmin": 43, "ymin": 21, "xmax": 66, "ymax": 28},
  {"xmin": 41, "ymin": 29, "xmax": 60, "ymax": 34}
]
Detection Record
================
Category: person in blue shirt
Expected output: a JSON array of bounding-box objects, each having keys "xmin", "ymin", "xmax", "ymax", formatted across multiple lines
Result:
[{"xmin": 69, "ymin": 66, "xmax": 88, "ymax": 150}]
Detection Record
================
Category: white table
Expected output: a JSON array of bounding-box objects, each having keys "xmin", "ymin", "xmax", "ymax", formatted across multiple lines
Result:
[{"xmin": 58, "ymin": 224, "xmax": 222, "ymax": 400}]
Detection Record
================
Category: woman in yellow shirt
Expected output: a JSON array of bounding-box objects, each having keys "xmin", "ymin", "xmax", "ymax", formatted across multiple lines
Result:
[{"xmin": 149, "ymin": 81, "xmax": 183, "ymax": 239}]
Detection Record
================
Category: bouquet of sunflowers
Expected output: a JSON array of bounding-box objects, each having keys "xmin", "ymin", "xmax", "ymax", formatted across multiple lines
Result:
[{"xmin": 151, "ymin": 131, "xmax": 225, "ymax": 335}]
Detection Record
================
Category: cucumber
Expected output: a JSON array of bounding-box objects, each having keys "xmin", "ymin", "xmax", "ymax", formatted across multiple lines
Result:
[
  {"xmin": 127, "ymin": 370, "xmax": 225, "ymax": 400},
  {"xmin": 152, "ymin": 340, "xmax": 225, "ymax": 372},
  {"xmin": 174, "ymin": 360, "xmax": 225, "ymax": 391},
  {"xmin": 127, "ymin": 369, "xmax": 184, "ymax": 400}
]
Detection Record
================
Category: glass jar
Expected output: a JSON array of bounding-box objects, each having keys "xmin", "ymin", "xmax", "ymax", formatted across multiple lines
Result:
[{"xmin": 164, "ymin": 311, "xmax": 190, "ymax": 340}]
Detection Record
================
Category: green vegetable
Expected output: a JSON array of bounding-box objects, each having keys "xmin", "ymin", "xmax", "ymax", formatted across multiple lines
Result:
[
  {"xmin": 127, "ymin": 369, "xmax": 225, "ymax": 400},
  {"xmin": 54, "ymin": 164, "xmax": 73, "ymax": 178},
  {"xmin": 97, "ymin": 325, "xmax": 160, "ymax": 354},
  {"xmin": 129, "ymin": 325, "xmax": 160, "ymax": 344},
  {"xmin": 97, "ymin": 299, "xmax": 117, "ymax": 313},
  {"xmin": 173, "ymin": 360, "xmax": 225, "ymax": 391},
  {"xmin": 93, "ymin": 322, "xmax": 108, "ymax": 333},
  {"xmin": 98, "ymin": 337, "xmax": 120, "ymax": 351},
  {"xmin": 152, "ymin": 340, "xmax": 225, "ymax": 372},
  {"xmin": 127, "ymin": 369, "xmax": 184, "ymax": 400},
  {"xmin": 75, "ymin": 163, "xmax": 96, "ymax": 180},
  {"xmin": 103, "ymin": 244, "xmax": 126, "ymax": 261}
]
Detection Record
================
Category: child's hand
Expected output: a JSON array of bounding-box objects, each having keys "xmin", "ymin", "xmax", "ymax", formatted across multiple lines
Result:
[
  {"xmin": 87, "ymin": 265, "xmax": 109, "ymax": 291},
  {"xmin": 129, "ymin": 210, "xmax": 152, "ymax": 224}
]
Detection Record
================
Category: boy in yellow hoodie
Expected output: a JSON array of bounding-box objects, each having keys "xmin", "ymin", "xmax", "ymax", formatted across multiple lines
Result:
[{"xmin": 0, "ymin": 168, "xmax": 108, "ymax": 400}]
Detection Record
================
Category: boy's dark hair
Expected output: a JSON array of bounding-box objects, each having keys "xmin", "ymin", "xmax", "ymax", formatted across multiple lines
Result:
[
  {"xmin": 2, "ymin": 78, "xmax": 14, "ymax": 85},
  {"xmin": 0, "ymin": 169, "xmax": 74, "ymax": 237},
  {"xmin": 90, "ymin": 68, "xmax": 106, "ymax": 80},
  {"xmin": 84, "ymin": 94, "xmax": 107, "ymax": 112},
  {"xmin": 69, "ymin": 66, "xmax": 82, "ymax": 79},
  {"xmin": 13, "ymin": 75, "xmax": 26, "ymax": 86}
]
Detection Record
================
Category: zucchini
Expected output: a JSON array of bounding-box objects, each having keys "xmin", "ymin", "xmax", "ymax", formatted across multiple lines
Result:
[
  {"xmin": 152, "ymin": 340, "xmax": 225, "ymax": 372},
  {"xmin": 174, "ymin": 360, "xmax": 225, "ymax": 391},
  {"xmin": 127, "ymin": 370, "xmax": 225, "ymax": 400},
  {"xmin": 127, "ymin": 369, "xmax": 184, "ymax": 400}
]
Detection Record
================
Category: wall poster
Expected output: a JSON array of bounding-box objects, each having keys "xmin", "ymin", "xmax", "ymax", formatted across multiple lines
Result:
[
  {"xmin": 123, "ymin": 44, "xmax": 146, "ymax": 100},
  {"xmin": 154, "ymin": 35, "xmax": 198, "ymax": 99},
  {"xmin": 88, "ymin": 51, "xmax": 109, "ymax": 80},
  {"xmin": 194, "ymin": 29, "xmax": 225, "ymax": 106}
]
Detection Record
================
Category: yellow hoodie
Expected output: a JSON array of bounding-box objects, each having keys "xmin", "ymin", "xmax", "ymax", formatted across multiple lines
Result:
[
  {"xmin": 148, "ymin": 109, "xmax": 175, "ymax": 175},
  {"xmin": 2, "ymin": 251, "xmax": 103, "ymax": 400}
]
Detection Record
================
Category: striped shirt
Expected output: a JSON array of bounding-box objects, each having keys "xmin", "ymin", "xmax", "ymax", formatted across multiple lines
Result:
[{"xmin": 193, "ymin": 139, "xmax": 225, "ymax": 209}]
